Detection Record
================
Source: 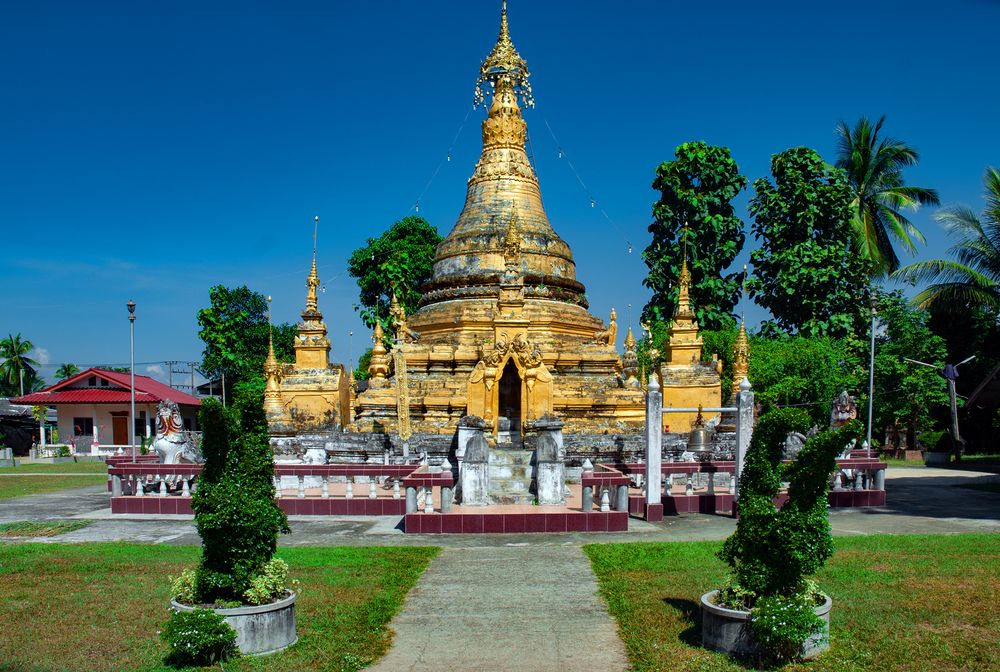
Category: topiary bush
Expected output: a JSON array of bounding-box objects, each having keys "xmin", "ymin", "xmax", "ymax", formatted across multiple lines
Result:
[
  {"xmin": 189, "ymin": 386, "xmax": 290, "ymax": 604},
  {"xmin": 717, "ymin": 407, "xmax": 862, "ymax": 662},
  {"xmin": 162, "ymin": 608, "xmax": 237, "ymax": 667}
]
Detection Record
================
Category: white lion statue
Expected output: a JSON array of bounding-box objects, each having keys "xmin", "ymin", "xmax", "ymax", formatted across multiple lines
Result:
[{"xmin": 152, "ymin": 400, "xmax": 201, "ymax": 464}]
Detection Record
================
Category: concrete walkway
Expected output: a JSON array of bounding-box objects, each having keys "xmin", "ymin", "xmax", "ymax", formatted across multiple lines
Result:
[{"xmin": 368, "ymin": 545, "xmax": 629, "ymax": 672}]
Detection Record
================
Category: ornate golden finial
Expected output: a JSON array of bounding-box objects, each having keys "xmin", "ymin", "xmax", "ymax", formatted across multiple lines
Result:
[
  {"xmin": 731, "ymin": 318, "xmax": 749, "ymax": 397},
  {"xmin": 305, "ymin": 216, "xmax": 320, "ymax": 313},
  {"xmin": 622, "ymin": 325, "xmax": 639, "ymax": 385},
  {"xmin": 475, "ymin": 1, "xmax": 533, "ymax": 109},
  {"xmin": 368, "ymin": 321, "xmax": 391, "ymax": 388},
  {"xmin": 264, "ymin": 296, "xmax": 281, "ymax": 390}
]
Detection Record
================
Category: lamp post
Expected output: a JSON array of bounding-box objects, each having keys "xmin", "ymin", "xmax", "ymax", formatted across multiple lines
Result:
[
  {"xmin": 127, "ymin": 300, "xmax": 136, "ymax": 462},
  {"xmin": 866, "ymin": 298, "xmax": 877, "ymax": 459}
]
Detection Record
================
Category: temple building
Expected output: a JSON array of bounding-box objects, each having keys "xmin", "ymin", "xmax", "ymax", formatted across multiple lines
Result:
[{"xmin": 266, "ymin": 2, "xmax": 722, "ymax": 461}]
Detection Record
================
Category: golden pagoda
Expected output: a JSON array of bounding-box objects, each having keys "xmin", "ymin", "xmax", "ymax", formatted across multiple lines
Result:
[
  {"xmin": 657, "ymin": 230, "xmax": 723, "ymax": 431},
  {"xmin": 268, "ymin": 2, "xmax": 721, "ymax": 451},
  {"xmin": 351, "ymin": 1, "xmax": 645, "ymax": 440},
  {"xmin": 267, "ymin": 222, "xmax": 351, "ymax": 435}
]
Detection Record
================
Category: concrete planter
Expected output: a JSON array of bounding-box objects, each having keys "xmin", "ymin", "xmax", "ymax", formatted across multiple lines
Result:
[
  {"xmin": 701, "ymin": 590, "xmax": 831, "ymax": 660},
  {"xmin": 924, "ymin": 451, "xmax": 950, "ymax": 467},
  {"xmin": 171, "ymin": 590, "xmax": 298, "ymax": 656}
]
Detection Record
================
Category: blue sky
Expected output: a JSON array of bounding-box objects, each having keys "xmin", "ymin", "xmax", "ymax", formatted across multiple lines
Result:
[{"xmin": 2, "ymin": 0, "xmax": 997, "ymax": 388}]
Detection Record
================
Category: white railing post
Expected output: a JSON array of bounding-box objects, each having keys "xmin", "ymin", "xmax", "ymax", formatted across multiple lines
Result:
[
  {"xmin": 734, "ymin": 377, "xmax": 755, "ymax": 502},
  {"xmin": 645, "ymin": 374, "xmax": 663, "ymax": 506},
  {"xmin": 321, "ymin": 475, "xmax": 329, "ymax": 498}
]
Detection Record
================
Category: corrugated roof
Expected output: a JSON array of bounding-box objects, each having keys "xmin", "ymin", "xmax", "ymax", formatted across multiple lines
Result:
[{"xmin": 10, "ymin": 368, "xmax": 202, "ymax": 407}]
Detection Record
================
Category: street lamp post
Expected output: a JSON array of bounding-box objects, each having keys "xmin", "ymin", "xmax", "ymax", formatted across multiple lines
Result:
[
  {"xmin": 866, "ymin": 298, "xmax": 877, "ymax": 459},
  {"xmin": 127, "ymin": 300, "xmax": 136, "ymax": 462}
]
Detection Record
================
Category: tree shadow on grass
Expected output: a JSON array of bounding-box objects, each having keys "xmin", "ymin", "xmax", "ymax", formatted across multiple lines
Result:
[
  {"xmin": 662, "ymin": 597, "xmax": 769, "ymax": 671},
  {"xmin": 662, "ymin": 596, "xmax": 702, "ymax": 647}
]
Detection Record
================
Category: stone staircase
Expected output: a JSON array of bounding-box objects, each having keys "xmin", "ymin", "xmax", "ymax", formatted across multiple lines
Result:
[{"xmin": 488, "ymin": 449, "xmax": 535, "ymax": 505}]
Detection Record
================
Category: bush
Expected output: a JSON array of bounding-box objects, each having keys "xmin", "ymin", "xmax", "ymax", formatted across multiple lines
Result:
[
  {"xmin": 244, "ymin": 558, "xmax": 291, "ymax": 605},
  {"xmin": 749, "ymin": 594, "xmax": 825, "ymax": 663},
  {"xmin": 161, "ymin": 608, "xmax": 237, "ymax": 667},
  {"xmin": 190, "ymin": 391, "xmax": 289, "ymax": 604},
  {"xmin": 170, "ymin": 569, "xmax": 197, "ymax": 605},
  {"xmin": 717, "ymin": 409, "xmax": 861, "ymax": 662}
]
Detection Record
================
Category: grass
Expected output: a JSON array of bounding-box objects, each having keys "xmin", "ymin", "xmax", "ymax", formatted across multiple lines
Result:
[
  {"xmin": 0, "ymin": 520, "xmax": 92, "ymax": 537},
  {"xmin": 0, "ymin": 474, "xmax": 106, "ymax": 499},
  {"xmin": 585, "ymin": 534, "xmax": 1000, "ymax": 672},
  {"xmin": 0, "ymin": 461, "xmax": 109, "ymax": 474},
  {"xmin": 0, "ymin": 543, "xmax": 438, "ymax": 672}
]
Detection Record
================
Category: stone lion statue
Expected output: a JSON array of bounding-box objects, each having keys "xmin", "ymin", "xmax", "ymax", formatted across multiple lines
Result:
[
  {"xmin": 152, "ymin": 400, "xmax": 201, "ymax": 464},
  {"xmin": 830, "ymin": 390, "xmax": 858, "ymax": 429}
]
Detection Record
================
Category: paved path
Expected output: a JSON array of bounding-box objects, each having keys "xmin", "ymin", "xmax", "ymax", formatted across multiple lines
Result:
[{"xmin": 368, "ymin": 545, "xmax": 629, "ymax": 672}]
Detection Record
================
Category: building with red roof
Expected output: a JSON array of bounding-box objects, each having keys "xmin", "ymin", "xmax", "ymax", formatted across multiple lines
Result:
[{"xmin": 12, "ymin": 368, "xmax": 201, "ymax": 451}]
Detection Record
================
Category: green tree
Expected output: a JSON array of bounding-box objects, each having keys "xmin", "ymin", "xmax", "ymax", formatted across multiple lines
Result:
[
  {"xmin": 54, "ymin": 364, "xmax": 80, "ymax": 380},
  {"xmin": 748, "ymin": 147, "xmax": 874, "ymax": 339},
  {"xmin": 197, "ymin": 286, "xmax": 295, "ymax": 385},
  {"xmin": 748, "ymin": 334, "xmax": 863, "ymax": 426},
  {"xmin": 872, "ymin": 291, "xmax": 949, "ymax": 450},
  {"xmin": 642, "ymin": 141, "xmax": 747, "ymax": 330},
  {"xmin": 896, "ymin": 167, "xmax": 1000, "ymax": 312},
  {"xmin": 836, "ymin": 116, "xmax": 940, "ymax": 276},
  {"xmin": 0, "ymin": 334, "xmax": 40, "ymax": 397},
  {"xmin": 347, "ymin": 216, "xmax": 442, "ymax": 330}
]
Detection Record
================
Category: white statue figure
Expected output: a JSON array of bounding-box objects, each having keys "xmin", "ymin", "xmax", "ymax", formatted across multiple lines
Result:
[{"xmin": 152, "ymin": 400, "xmax": 200, "ymax": 464}]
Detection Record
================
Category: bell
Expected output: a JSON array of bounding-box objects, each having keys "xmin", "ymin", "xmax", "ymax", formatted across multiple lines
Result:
[
  {"xmin": 687, "ymin": 425, "xmax": 712, "ymax": 453},
  {"xmin": 687, "ymin": 405, "xmax": 712, "ymax": 453}
]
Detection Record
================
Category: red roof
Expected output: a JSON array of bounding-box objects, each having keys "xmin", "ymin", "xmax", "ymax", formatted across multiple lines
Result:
[{"xmin": 12, "ymin": 368, "xmax": 202, "ymax": 407}]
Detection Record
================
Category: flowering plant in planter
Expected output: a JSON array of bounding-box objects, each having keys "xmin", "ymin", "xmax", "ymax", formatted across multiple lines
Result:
[
  {"xmin": 163, "ymin": 383, "xmax": 293, "ymax": 663},
  {"xmin": 709, "ymin": 407, "xmax": 862, "ymax": 664}
]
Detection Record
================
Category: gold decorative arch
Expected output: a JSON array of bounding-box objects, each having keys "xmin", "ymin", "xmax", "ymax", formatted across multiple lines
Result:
[{"xmin": 467, "ymin": 332, "xmax": 552, "ymax": 433}]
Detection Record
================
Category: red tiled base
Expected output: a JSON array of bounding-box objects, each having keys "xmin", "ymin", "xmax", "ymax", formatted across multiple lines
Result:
[
  {"xmin": 645, "ymin": 503, "xmax": 664, "ymax": 522},
  {"xmin": 110, "ymin": 496, "xmax": 193, "ymax": 514},
  {"xmin": 404, "ymin": 510, "xmax": 629, "ymax": 534}
]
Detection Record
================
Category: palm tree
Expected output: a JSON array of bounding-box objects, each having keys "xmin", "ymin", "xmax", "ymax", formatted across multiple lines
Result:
[
  {"xmin": 55, "ymin": 363, "xmax": 80, "ymax": 380},
  {"xmin": 0, "ymin": 333, "xmax": 40, "ymax": 396},
  {"xmin": 836, "ymin": 116, "xmax": 940, "ymax": 276},
  {"xmin": 895, "ymin": 167, "xmax": 1000, "ymax": 311}
]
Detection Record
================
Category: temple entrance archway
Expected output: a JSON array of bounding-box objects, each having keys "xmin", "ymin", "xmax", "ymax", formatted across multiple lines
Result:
[{"xmin": 498, "ymin": 359, "xmax": 522, "ymax": 437}]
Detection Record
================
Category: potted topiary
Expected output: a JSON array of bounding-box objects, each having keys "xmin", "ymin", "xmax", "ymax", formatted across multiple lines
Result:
[
  {"xmin": 163, "ymin": 386, "xmax": 295, "ymax": 664},
  {"xmin": 702, "ymin": 408, "xmax": 862, "ymax": 665}
]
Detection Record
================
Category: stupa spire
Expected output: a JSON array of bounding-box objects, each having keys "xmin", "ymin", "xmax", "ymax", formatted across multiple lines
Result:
[
  {"xmin": 474, "ymin": 1, "xmax": 533, "ymax": 110},
  {"xmin": 305, "ymin": 216, "xmax": 320, "ymax": 313},
  {"xmin": 674, "ymin": 223, "xmax": 695, "ymax": 319}
]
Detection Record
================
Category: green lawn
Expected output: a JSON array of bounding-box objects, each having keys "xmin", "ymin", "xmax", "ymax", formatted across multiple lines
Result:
[
  {"xmin": 0, "ymin": 474, "xmax": 106, "ymax": 499},
  {"xmin": 0, "ymin": 520, "xmax": 92, "ymax": 537},
  {"xmin": 586, "ymin": 534, "xmax": 1000, "ymax": 672},
  {"xmin": 0, "ymin": 543, "xmax": 438, "ymax": 672},
  {"xmin": 0, "ymin": 461, "xmax": 109, "ymax": 474}
]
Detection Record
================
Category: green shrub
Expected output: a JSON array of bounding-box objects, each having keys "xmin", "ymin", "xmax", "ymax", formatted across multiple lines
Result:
[
  {"xmin": 55, "ymin": 445, "xmax": 71, "ymax": 458},
  {"xmin": 161, "ymin": 608, "xmax": 237, "ymax": 667},
  {"xmin": 170, "ymin": 569, "xmax": 197, "ymax": 605},
  {"xmin": 749, "ymin": 594, "xmax": 825, "ymax": 663},
  {"xmin": 243, "ymin": 558, "xmax": 291, "ymax": 605},
  {"xmin": 190, "ymin": 392, "xmax": 289, "ymax": 604},
  {"xmin": 718, "ymin": 408, "xmax": 861, "ymax": 662}
]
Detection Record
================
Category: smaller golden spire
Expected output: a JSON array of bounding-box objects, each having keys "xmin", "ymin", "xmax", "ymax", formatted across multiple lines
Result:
[
  {"xmin": 368, "ymin": 321, "xmax": 391, "ymax": 388},
  {"xmin": 731, "ymin": 318, "xmax": 750, "ymax": 397},
  {"xmin": 674, "ymin": 221, "xmax": 695, "ymax": 319},
  {"xmin": 264, "ymin": 296, "xmax": 281, "ymax": 390},
  {"xmin": 305, "ymin": 216, "xmax": 320, "ymax": 313},
  {"xmin": 624, "ymin": 325, "xmax": 636, "ymax": 350}
]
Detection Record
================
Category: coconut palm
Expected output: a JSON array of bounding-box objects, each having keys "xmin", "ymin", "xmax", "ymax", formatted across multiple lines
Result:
[
  {"xmin": 55, "ymin": 363, "xmax": 80, "ymax": 380},
  {"xmin": 836, "ymin": 116, "xmax": 940, "ymax": 276},
  {"xmin": 0, "ymin": 333, "xmax": 40, "ymax": 396},
  {"xmin": 895, "ymin": 167, "xmax": 1000, "ymax": 311}
]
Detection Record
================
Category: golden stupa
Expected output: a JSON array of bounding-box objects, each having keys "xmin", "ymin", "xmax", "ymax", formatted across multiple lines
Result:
[{"xmin": 266, "ymin": 2, "xmax": 721, "ymax": 452}]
